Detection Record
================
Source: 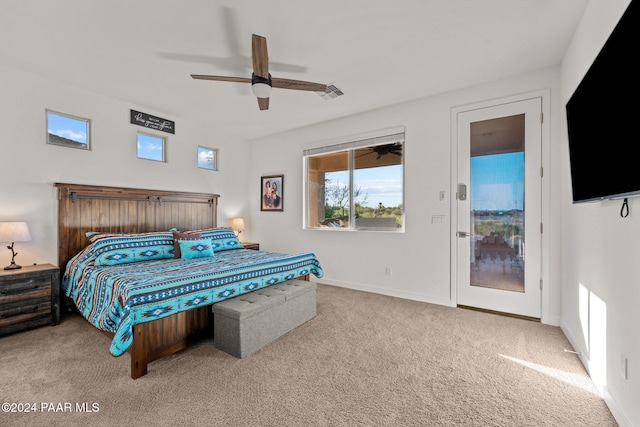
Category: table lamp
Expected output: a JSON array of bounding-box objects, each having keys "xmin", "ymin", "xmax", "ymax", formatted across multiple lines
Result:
[
  {"xmin": 0, "ymin": 221, "xmax": 32, "ymax": 270},
  {"xmin": 231, "ymin": 217, "xmax": 245, "ymax": 239}
]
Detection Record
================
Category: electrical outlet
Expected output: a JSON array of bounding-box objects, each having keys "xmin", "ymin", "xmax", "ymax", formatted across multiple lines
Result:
[
  {"xmin": 431, "ymin": 215, "xmax": 446, "ymax": 224},
  {"xmin": 384, "ymin": 267, "xmax": 392, "ymax": 276}
]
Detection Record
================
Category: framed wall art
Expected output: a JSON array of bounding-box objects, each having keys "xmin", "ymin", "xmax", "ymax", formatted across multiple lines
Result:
[
  {"xmin": 197, "ymin": 146, "xmax": 218, "ymax": 170},
  {"xmin": 46, "ymin": 109, "xmax": 91, "ymax": 150},
  {"xmin": 261, "ymin": 174, "xmax": 283, "ymax": 211}
]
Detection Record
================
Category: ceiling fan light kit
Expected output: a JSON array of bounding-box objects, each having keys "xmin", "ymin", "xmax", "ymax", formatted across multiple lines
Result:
[
  {"xmin": 191, "ymin": 34, "xmax": 327, "ymax": 110},
  {"xmin": 251, "ymin": 73, "xmax": 272, "ymax": 98}
]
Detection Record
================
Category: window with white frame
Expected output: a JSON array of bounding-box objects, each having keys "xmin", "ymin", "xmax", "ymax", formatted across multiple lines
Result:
[
  {"xmin": 304, "ymin": 131, "xmax": 404, "ymax": 231},
  {"xmin": 136, "ymin": 131, "xmax": 166, "ymax": 162}
]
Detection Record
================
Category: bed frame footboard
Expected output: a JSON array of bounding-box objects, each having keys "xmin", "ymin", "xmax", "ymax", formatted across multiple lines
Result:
[{"xmin": 130, "ymin": 306, "xmax": 212, "ymax": 379}]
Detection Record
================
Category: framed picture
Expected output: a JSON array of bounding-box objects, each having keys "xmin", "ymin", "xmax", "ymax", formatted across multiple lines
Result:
[
  {"xmin": 261, "ymin": 174, "xmax": 284, "ymax": 211},
  {"xmin": 197, "ymin": 146, "xmax": 218, "ymax": 170},
  {"xmin": 137, "ymin": 131, "xmax": 165, "ymax": 162},
  {"xmin": 46, "ymin": 109, "xmax": 91, "ymax": 150}
]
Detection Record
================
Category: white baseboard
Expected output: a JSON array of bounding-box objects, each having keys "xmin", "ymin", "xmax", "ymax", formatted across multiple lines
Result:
[
  {"xmin": 561, "ymin": 324, "xmax": 632, "ymax": 427},
  {"xmin": 560, "ymin": 323, "xmax": 590, "ymax": 374},
  {"xmin": 316, "ymin": 278, "xmax": 453, "ymax": 307},
  {"xmin": 603, "ymin": 386, "xmax": 632, "ymax": 427},
  {"xmin": 542, "ymin": 313, "xmax": 561, "ymax": 326}
]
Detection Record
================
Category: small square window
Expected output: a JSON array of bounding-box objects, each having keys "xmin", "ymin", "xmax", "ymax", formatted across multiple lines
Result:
[
  {"xmin": 46, "ymin": 110, "xmax": 91, "ymax": 150},
  {"xmin": 197, "ymin": 146, "xmax": 218, "ymax": 170},
  {"xmin": 137, "ymin": 132, "xmax": 165, "ymax": 162}
]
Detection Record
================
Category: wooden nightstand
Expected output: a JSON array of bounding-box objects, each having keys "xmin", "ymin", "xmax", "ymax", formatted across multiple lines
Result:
[
  {"xmin": 242, "ymin": 242, "xmax": 260, "ymax": 250},
  {"xmin": 0, "ymin": 263, "xmax": 60, "ymax": 336}
]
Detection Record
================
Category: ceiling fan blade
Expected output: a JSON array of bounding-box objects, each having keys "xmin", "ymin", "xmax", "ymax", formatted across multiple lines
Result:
[
  {"xmin": 252, "ymin": 34, "xmax": 269, "ymax": 78},
  {"xmin": 271, "ymin": 78, "xmax": 327, "ymax": 92},
  {"xmin": 257, "ymin": 97, "xmax": 270, "ymax": 110},
  {"xmin": 192, "ymin": 34, "xmax": 328, "ymax": 111},
  {"xmin": 191, "ymin": 74, "xmax": 251, "ymax": 83}
]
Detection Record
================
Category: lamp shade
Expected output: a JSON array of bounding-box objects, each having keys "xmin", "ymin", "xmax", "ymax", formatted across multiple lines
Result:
[
  {"xmin": 0, "ymin": 222, "xmax": 31, "ymax": 243},
  {"xmin": 231, "ymin": 217, "xmax": 245, "ymax": 232}
]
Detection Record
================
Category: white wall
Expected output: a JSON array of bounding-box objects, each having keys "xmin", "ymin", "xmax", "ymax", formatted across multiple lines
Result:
[
  {"xmin": 248, "ymin": 67, "xmax": 564, "ymax": 323},
  {"xmin": 0, "ymin": 64, "xmax": 250, "ymax": 268},
  {"xmin": 4, "ymin": 3, "xmax": 635, "ymax": 421},
  {"xmin": 560, "ymin": 0, "xmax": 638, "ymax": 425}
]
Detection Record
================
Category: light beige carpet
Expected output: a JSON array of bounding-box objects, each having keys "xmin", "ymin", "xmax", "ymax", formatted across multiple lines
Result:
[{"xmin": 0, "ymin": 284, "xmax": 616, "ymax": 426}]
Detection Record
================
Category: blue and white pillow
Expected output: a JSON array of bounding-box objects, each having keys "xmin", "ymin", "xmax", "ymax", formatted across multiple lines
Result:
[
  {"xmin": 200, "ymin": 228, "xmax": 243, "ymax": 252},
  {"xmin": 173, "ymin": 228, "xmax": 243, "ymax": 252},
  {"xmin": 87, "ymin": 232, "xmax": 175, "ymax": 266},
  {"xmin": 178, "ymin": 238, "xmax": 215, "ymax": 260}
]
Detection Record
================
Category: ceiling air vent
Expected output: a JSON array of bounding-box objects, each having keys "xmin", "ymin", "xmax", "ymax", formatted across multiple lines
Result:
[{"xmin": 316, "ymin": 83, "xmax": 344, "ymax": 100}]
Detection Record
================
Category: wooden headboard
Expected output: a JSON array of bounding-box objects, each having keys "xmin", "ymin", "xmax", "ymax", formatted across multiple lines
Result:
[{"xmin": 55, "ymin": 183, "xmax": 219, "ymax": 271}]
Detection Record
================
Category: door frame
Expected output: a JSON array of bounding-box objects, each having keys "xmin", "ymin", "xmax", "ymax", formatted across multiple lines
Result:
[{"xmin": 450, "ymin": 89, "xmax": 552, "ymax": 323}]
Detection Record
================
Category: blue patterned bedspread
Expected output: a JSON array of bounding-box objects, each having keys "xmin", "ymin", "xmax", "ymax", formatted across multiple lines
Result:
[{"xmin": 63, "ymin": 248, "xmax": 323, "ymax": 356}]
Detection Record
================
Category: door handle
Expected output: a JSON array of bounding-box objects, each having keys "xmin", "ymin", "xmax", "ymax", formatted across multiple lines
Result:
[{"xmin": 457, "ymin": 231, "xmax": 470, "ymax": 238}]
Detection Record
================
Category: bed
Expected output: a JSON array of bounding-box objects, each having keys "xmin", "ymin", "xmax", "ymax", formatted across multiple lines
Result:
[{"xmin": 55, "ymin": 183, "xmax": 323, "ymax": 378}]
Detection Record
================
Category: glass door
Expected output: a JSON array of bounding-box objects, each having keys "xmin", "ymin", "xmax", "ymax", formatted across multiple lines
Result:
[
  {"xmin": 456, "ymin": 98, "xmax": 541, "ymax": 318},
  {"xmin": 470, "ymin": 121, "xmax": 524, "ymax": 293}
]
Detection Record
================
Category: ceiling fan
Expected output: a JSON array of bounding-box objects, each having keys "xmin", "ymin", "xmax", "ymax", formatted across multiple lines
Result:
[
  {"xmin": 191, "ymin": 34, "xmax": 327, "ymax": 110},
  {"xmin": 356, "ymin": 143, "xmax": 403, "ymax": 160}
]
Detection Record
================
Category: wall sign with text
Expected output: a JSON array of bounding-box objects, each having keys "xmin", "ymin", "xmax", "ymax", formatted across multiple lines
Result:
[{"xmin": 130, "ymin": 110, "xmax": 175, "ymax": 134}]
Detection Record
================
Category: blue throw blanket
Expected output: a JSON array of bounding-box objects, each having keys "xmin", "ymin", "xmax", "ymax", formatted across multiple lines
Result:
[{"xmin": 63, "ymin": 248, "xmax": 323, "ymax": 356}]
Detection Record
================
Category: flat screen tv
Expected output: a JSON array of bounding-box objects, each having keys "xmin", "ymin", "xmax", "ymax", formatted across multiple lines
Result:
[{"xmin": 566, "ymin": 0, "xmax": 639, "ymax": 203}]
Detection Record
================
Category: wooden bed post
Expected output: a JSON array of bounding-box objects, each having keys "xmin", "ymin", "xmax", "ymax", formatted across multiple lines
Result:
[{"xmin": 131, "ymin": 324, "xmax": 149, "ymax": 379}]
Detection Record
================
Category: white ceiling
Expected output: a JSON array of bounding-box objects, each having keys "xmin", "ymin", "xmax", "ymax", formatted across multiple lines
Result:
[{"xmin": 0, "ymin": 0, "xmax": 588, "ymax": 141}]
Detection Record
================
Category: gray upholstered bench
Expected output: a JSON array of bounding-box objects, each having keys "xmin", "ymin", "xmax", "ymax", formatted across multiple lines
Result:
[{"xmin": 212, "ymin": 279, "xmax": 317, "ymax": 358}]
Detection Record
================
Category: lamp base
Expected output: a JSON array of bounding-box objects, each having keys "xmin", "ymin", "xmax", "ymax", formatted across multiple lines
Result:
[{"xmin": 4, "ymin": 262, "xmax": 22, "ymax": 270}]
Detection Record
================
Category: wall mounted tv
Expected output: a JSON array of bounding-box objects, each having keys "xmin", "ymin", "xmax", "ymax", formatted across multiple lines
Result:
[{"xmin": 566, "ymin": 0, "xmax": 639, "ymax": 203}]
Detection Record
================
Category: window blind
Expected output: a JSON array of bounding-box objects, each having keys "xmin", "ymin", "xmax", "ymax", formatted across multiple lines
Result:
[{"xmin": 303, "ymin": 132, "xmax": 404, "ymax": 157}]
